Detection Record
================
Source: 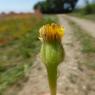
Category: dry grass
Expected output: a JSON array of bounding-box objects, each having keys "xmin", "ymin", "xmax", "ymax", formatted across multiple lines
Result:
[{"xmin": 0, "ymin": 14, "xmax": 57, "ymax": 95}]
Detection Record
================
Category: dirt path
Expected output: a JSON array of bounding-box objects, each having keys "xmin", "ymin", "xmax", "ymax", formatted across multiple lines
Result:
[
  {"xmin": 65, "ymin": 15, "xmax": 95, "ymax": 38},
  {"xmin": 17, "ymin": 15, "xmax": 95, "ymax": 95},
  {"xmin": 58, "ymin": 15, "xmax": 95, "ymax": 95},
  {"xmin": 58, "ymin": 15, "xmax": 90, "ymax": 95}
]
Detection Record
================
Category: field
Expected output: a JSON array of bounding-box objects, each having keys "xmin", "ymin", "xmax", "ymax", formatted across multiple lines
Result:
[
  {"xmin": 0, "ymin": 13, "xmax": 56, "ymax": 95},
  {"xmin": 1, "ymin": 13, "xmax": 95, "ymax": 95}
]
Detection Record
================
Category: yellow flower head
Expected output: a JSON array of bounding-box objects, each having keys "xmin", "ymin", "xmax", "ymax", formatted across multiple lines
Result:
[{"xmin": 39, "ymin": 23, "xmax": 64, "ymax": 41}]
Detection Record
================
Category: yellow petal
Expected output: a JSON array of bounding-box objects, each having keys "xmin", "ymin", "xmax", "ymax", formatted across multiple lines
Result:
[{"xmin": 39, "ymin": 23, "xmax": 64, "ymax": 41}]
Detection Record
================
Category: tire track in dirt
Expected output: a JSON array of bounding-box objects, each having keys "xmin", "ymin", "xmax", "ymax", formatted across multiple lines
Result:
[
  {"xmin": 17, "ymin": 54, "xmax": 49, "ymax": 95},
  {"xmin": 58, "ymin": 15, "xmax": 95, "ymax": 95},
  {"xmin": 58, "ymin": 15, "xmax": 86, "ymax": 95},
  {"xmin": 65, "ymin": 15, "xmax": 95, "ymax": 38}
]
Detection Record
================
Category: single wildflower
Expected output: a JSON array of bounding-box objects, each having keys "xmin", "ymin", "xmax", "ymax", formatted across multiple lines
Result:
[{"xmin": 39, "ymin": 23, "xmax": 65, "ymax": 95}]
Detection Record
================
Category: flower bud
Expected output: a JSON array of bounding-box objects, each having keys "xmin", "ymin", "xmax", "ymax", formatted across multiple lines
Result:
[
  {"xmin": 39, "ymin": 23, "xmax": 65, "ymax": 95},
  {"xmin": 39, "ymin": 23, "xmax": 65, "ymax": 66}
]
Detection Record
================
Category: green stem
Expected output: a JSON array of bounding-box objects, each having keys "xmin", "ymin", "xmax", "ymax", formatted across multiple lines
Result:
[{"xmin": 46, "ymin": 64, "xmax": 57, "ymax": 95}]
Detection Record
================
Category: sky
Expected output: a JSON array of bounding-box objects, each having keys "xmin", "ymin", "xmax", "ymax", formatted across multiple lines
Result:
[
  {"xmin": 76, "ymin": 0, "xmax": 93, "ymax": 7},
  {"xmin": 0, "ymin": 0, "xmax": 93, "ymax": 13},
  {"xmin": 0, "ymin": 0, "xmax": 44, "ymax": 13}
]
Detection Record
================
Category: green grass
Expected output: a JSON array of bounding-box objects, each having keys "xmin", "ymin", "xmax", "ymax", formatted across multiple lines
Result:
[
  {"xmin": 81, "ymin": 61, "xmax": 95, "ymax": 70},
  {"xmin": 68, "ymin": 19, "xmax": 95, "ymax": 70},
  {"xmin": 69, "ymin": 21, "xmax": 95, "ymax": 53},
  {"xmin": 70, "ymin": 3, "xmax": 95, "ymax": 21},
  {"xmin": 0, "ymin": 14, "xmax": 57, "ymax": 95},
  {"xmin": 77, "ymin": 30, "xmax": 95, "ymax": 53},
  {"xmin": 83, "ymin": 14, "xmax": 95, "ymax": 21},
  {"xmin": 70, "ymin": 12, "xmax": 95, "ymax": 22}
]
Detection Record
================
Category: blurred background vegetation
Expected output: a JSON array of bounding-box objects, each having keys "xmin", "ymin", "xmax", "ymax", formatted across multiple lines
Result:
[
  {"xmin": 34, "ymin": 0, "xmax": 95, "ymax": 17},
  {"xmin": 0, "ymin": 14, "xmax": 57, "ymax": 95},
  {"xmin": 34, "ymin": 0, "xmax": 78, "ymax": 13},
  {"xmin": 70, "ymin": 0, "xmax": 95, "ymax": 21}
]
